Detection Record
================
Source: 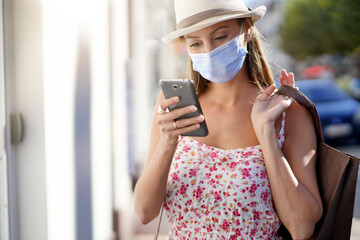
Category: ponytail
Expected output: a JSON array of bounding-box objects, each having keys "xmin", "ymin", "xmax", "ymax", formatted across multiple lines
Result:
[{"xmin": 246, "ymin": 24, "xmax": 274, "ymax": 89}]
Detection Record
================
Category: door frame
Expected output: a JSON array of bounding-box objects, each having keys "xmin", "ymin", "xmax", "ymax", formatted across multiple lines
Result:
[{"xmin": 0, "ymin": 0, "xmax": 10, "ymax": 238}]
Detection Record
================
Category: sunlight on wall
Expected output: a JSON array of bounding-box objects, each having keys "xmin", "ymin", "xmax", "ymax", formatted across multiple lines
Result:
[
  {"xmin": 42, "ymin": 0, "xmax": 80, "ymax": 239},
  {"xmin": 43, "ymin": 0, "xmax": 114, "ymax": 239}
]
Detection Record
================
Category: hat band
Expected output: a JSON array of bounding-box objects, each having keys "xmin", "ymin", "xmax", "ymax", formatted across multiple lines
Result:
[{"xmin": 177, "ymin": 8, "xmax": 249, "ymax": 29}]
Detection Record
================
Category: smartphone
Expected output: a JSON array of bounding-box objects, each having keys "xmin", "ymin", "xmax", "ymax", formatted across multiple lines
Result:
[{"xmin": 159, "ymin": 79, "xmax": 209, "ymax": 137}]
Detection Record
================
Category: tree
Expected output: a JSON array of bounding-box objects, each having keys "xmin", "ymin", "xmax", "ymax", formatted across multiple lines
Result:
[{"xmin": 279, "ymin": 0, "xmax": 360, "ymax": 60}]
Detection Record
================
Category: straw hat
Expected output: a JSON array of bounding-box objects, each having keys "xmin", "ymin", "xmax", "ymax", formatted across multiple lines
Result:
[{"xmin": 162, "ymin": 0, "xmax": 266, "ymax": 44}]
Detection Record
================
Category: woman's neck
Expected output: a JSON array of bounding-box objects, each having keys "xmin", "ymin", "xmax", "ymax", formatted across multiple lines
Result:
[{"xmin": 202, "ymin": 69, "xmax": 258, "ymax": 107}]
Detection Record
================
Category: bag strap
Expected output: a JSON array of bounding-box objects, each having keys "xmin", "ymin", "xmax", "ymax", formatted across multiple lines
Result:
[{"xmin": 277, "ymin": 85, "xmax": 325, "ymax": 143}]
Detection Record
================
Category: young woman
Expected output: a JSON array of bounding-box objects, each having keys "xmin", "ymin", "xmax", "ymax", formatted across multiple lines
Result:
[{"xmin": 134, "ymin": 0, "xmax": 323, "ymax": 239}]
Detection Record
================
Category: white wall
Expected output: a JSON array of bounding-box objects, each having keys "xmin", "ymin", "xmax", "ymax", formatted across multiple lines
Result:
[
  {"xmin": 42, "ymin": 0, "xmax": 78, "ymax": 239},
  {"xmin": 4, "ymin": 0, "xmax": 48, "ymax": 239},
  {"xmin": 131, "ymin": 0, "xmax": 153, "ymax": 169},
  {"xmin": 2, "ymin": 0, "xmax": 131, "ymax": 239},
  {"xmin": 109, "ymin": 0, "xmax": 134, "ymax": 238},
  {"xmin": 43, "ymin": 0, "xmax": 115, "ymax": 239},
  {"xmin": 88, "ymin": 1, "xmax": 113, "ymax": 239}
]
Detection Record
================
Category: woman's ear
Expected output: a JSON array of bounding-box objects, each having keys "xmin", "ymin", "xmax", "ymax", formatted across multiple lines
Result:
[
  {"xmin": 245, "ymin": 27, "xmax": 253, "ymax": 42},
  {"xmin": 244, "ymin": 18, "xmax": 254, "ymax": 42}
]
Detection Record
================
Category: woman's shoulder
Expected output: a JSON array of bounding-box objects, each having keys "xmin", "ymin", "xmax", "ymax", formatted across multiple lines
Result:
[{"xmin": 284, "ymin": 101, "xmax": 315, "ymax": 135}]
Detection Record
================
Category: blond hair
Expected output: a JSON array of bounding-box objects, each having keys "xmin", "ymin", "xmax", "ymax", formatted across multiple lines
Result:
[{"xmin": 186, "ymin": 18, "xmax": 274, "ymax": 95}]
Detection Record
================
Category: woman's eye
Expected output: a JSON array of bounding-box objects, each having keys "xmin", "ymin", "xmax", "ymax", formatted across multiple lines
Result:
[
  {"xmin": 190, "ymin": 42, "xmax": 201, "ymax": 48},
  {"xmin": 215, "ymin": 35, "xmax": 227, "ymax": 41}
]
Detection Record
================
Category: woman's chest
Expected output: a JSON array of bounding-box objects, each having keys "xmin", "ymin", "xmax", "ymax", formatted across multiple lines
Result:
[
  {"xmin": 168, "ymin": 142, "xmax": 270, "ymax": 201},
  {"xmin": 195, "ymin": 108, "xmax": 282, "ymax": 150},
  {"xmin": 199, "ymin": 108, "xmax": 259, "ymax": 149}
]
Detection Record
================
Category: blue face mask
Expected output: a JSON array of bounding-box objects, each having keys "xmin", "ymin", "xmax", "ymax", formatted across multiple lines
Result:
[{"xmin": 189, "ymin": 35, "xmax": 248, "ymax": 84}]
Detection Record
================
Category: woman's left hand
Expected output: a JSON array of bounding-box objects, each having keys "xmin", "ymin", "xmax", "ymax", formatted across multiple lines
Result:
[
  {"xmin": 251, "ymin": 69, "xmax": 296, "ymax": 132},
  {"xmin": 279, "ymin": 69, "xmax": 296, "ymax": 88}
]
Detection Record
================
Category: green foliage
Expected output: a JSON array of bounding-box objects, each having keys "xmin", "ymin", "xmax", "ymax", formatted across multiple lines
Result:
[{"xmin": 279, "ymin": 0, "xmax": 360, "ymax": 60}]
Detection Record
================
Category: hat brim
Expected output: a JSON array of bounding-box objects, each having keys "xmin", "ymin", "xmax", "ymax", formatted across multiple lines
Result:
[{"xmin": 162, "ymin": 6, "xmax": 266, "ymax": 44}]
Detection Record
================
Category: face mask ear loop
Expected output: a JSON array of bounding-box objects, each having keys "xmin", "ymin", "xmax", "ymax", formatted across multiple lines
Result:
[
  {"xmin": 240, "ymin": 25, "xmax": 244, "ymax": 41},
  {"xmin": 239, "ymin": 24, "xmax": 248, "ymax": 51}
]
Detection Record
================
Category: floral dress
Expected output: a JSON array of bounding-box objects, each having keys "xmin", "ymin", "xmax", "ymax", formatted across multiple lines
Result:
[{"xmin": 163, "ymin": 113, "xmax": 286, "ymax": 240}]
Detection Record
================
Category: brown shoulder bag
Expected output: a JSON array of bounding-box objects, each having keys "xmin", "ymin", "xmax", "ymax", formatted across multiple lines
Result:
[{"xmin": 277, "ymin": 85, "xmax": 360, "ymax": 240}]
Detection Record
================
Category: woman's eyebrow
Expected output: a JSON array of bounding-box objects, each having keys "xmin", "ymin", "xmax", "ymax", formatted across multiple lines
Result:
[
  {"xmin": 185, "ymin": 26, "xmax": 230, "ymax": 40},
  {"xmin": 210, "ymin": 26, "xmax": 229, "ymax": 35},
  {"xmin": 185, "ymin": 35, "xmax": 199, "ymax": 40}
]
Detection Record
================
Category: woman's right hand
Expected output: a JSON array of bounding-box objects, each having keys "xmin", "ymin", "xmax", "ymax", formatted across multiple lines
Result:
[{"xmin": 157, "ymin": 96, "xmax": 204, "ymax": 147}]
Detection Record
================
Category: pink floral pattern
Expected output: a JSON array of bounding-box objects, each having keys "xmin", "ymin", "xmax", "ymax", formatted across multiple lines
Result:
[{"xmin": 164, "ymin": 113, "xmax": 286, "ymax": 240}]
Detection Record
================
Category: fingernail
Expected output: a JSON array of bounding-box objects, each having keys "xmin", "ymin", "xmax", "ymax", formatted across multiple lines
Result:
[
  {"xmin": 174, "ymin": 97, "xmax": 180, "ymax": 102},
  {"xmin": 190, "ymin": 105, "xmax": 197, "ymax": 111},
  {"xmin": 197, "ymin": 115, "xmax": 204, "ymax": 121}
]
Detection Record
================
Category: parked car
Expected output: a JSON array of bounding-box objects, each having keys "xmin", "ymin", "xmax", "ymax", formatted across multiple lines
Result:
[
  {"xmin": 293, "ymin": 79, "xmax": 360, "ymax": 142},
  {"xmin": 348, "ymin": 78, "xmax": 360, "ymax": 101}
]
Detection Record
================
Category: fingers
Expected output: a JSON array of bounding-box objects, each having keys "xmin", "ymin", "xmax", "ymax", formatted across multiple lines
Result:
[
  {"xmin": 167, "ymin": 105, "xmax": 197, "ymax": 121},
  {"xmin": 279, "ymin": 69, "xmax": 295, "ymax": 87},
  {"xmin": 175, "ymin": 115, "xmax": 204, "ymax": 129},
  {"xmin": 255, "ymin": 84, "xmax": 295, "ymax": 110},
  {"xmin": 158, "ymin": 114, "xmax": 204, "ymax": 136},
  {"xmin": 279, "ymin": 69, "xmax": 288, "ymax": 85},
  {"xmin": 158, "ymin": 96, "xmax": 180, "ymax": 112},
  {"xmin": 257, "ymin": 84, "xmax": 276, "ymax": 101},
  {"xmin": 171, "ymin": 122, "xmax": 202, "ymax": 137},
  {"xmin": 157, "ymin": 98, "xmax": 204, "ymax": 138},
  {"xmin": 157, "ymin": 104, "xmax": 197, "ymax": 125},
  {"xmin": 288, "ymin": 72, "xmax": 295, "ymax": 86}
]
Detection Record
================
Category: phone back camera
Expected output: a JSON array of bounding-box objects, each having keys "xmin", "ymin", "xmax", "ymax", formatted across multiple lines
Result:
[{"xmin": 172, "ymin": 84, "xmax": 179, "ymax": 90}]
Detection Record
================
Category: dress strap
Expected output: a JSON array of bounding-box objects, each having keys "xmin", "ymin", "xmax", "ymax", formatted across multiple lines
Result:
[{"xmin": 277, "ymin": 112, "xmax": 286, "ymax": 149}]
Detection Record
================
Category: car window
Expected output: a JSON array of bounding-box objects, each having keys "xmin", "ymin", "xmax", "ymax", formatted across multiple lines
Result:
[{"xmin": 298, "ymin": 81, "xmax": 349, "ymax": 103}]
